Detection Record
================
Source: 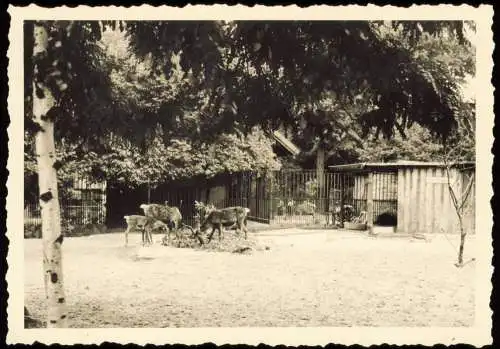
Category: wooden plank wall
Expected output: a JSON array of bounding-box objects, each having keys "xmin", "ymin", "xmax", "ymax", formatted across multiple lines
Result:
[
  {"xmin": 396, "ymin": 167, "xmax": 476, "ymax": 235},
  {"xmin": 461, "ymin": 168, "xmax": 476, "ymax": 236}
]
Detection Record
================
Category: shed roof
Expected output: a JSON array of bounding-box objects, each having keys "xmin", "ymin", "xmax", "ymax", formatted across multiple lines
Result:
[
  {"xmin": 328, "ymin": 160, "xmax": 475, "ymax": 172},
  {"xmin": 271, "ymin": 130, "xmax": 301, "ymax": 157}
]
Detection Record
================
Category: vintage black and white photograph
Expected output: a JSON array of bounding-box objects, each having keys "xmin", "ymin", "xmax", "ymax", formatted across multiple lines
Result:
[{"xmin": 6, "ymin": 4, "xmax": 494, "ymax": 346}]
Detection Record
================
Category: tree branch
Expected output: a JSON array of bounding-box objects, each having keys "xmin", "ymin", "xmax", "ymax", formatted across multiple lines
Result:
[
  {"xmin": 458, "ymin": 172, "xmax": 474, "ymax": 212},
  {"xmin": 301, "ymin": 140, "xmax": 320, "ymax": 157},
  {"xmin": 330, "ymin": 110, "xmax": 365, "ymax": 148}
]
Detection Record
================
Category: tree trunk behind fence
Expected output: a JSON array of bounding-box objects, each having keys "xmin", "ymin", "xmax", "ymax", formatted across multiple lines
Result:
[
  {"xmin": 316, "ymin": 146, "xmax": 325, "ymax": 213},
  {"xmin": 33, "ymin": 23, "xmax": 68, "ymax": 328}
]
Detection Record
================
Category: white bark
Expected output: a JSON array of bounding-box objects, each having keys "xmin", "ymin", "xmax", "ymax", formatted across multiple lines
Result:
[{"xmin": 33, "ymin": 23, "xmax": 68, "ymax": 328}]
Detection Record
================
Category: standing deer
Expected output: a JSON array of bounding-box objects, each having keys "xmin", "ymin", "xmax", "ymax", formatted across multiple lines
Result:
[
  {"xmin": 140, "ymin": 202, "xmax": 183, "ymax": 246},
  {"xmin": 200, "ymin": 206, "xmax": 251, "ymax": 242},
  {"xmin": 124, "ymin": 215, "xmax": 169, "ymax": 246}
]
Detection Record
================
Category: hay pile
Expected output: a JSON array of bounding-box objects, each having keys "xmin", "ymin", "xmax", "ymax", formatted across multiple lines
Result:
[{"xmin": 160, "ymin": 228, "xmax": 269, "ymax": 254}]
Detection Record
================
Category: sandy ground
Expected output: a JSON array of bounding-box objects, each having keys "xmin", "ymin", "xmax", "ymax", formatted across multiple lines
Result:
[{"xmin": 24, "ymin": 229, "xmax": 475, "ymax": 328}]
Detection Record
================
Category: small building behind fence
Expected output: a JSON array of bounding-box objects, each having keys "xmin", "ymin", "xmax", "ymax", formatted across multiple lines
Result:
[{"xmin": 328, "ymin": 161, "xmax": 476, "ymax": 235}]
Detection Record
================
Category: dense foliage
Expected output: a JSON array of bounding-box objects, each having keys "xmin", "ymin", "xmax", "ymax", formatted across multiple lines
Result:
[
  {"xmin": 123, "ymin": 20, "xmax": 473, "ymax": 140},
  {"xmin": 356, "ymin": 124, "xmax": 447, "ymax": 162},
  {"xmin": 355, "ymin": 102, "xmax": 475, "ymax": 164},
  {"xmin": 24, "ymin": 24, "xmax": 282, "ymax": 191},
  {"xmin": 25, "ymin": 128, "xmax": 280, "ymax": 189},
  {"xmin": 25, "ymin": 20, "xmax": 475, "ymax": 190},
  {"xmin": 283, "ymin": 21, "xmax": 475, "ymax": 165}
]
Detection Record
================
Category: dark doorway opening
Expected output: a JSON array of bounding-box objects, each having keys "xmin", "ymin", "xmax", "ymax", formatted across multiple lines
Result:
[{"xmin": 374, "ymin": 211, "xmax": 398, "ymax": 226}]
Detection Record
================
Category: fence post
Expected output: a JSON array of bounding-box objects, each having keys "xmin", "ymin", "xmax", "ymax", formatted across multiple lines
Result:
[
  {"xmin": 316, "ymin": 145, "xmax": 325, "ymax": 214},
  {"xmin": 325, "ymin": 172, "xmax": 330, "ymax": 221},
  {"xmin": 268, "ymin": 172, "xmax": 274, "ymax": 221},
  {"xmin": 102, "ymin": 181, "xmax": 107, "ymax": 226},
  {"xmin": 366, "ymin": 172, "xmax": 374, "ymax": 231},
  {"xmin": 339, "ymin": 175, "xmax": 345, "ymax": 228}
]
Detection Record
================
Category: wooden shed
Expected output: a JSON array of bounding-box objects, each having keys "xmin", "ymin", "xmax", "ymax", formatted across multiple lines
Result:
[{"xmin": 328, "ymin": 161, "xmax": 475, "ymax": 235}]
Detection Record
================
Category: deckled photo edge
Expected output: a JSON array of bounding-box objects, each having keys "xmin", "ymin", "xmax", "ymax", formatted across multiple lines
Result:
[{"xmin": 6, "ymin": 3, "xmax": 494, "ymax": 346}]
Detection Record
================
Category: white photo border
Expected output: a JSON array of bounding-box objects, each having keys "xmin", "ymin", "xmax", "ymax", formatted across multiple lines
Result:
[{"xmin": 6, "ymin": 4, "xmax": 494, "ymax": 346}]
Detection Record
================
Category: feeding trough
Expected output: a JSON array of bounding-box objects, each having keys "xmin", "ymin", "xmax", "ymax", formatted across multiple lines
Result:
[
  {"xmin": 343, "ymin": 222, "xmax": 367, "ymax": 230},
  {"xmin": 343, "ymin": 211, "xmax": 367, "ymax": 231}
]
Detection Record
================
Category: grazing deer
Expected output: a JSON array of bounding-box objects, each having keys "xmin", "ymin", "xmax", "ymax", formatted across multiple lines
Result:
[
  {"xmin": 140, "ymin": 202, "xmax": 183, "ymax": 245},
  {"xmin": 124, "ymin": 215, "xmax": 169, "ymax": 246},
  {"xmin": 194, "ymin": 200, "xmax": 216, "ymax": 219},
  {"xmin": 200, "ymin": 206, "xmax": 251, "ymax": 242},
  {"xmin": 194, "ymin": 200, "xmax": 236, "ymax": 232},
  {"xmin": 180, "ymin": 213, "xmax": 205, "ymax": 246}
]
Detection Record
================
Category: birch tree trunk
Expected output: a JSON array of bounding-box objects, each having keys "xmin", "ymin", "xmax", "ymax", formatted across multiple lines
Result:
[{"xmin": 33, "ymin": 23, "xmax": 68, "ymax": 328}]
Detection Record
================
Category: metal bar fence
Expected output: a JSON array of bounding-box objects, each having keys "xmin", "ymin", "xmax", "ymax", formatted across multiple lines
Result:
[
  {"xmin": 24, "ymin": 179, "xmax": 107, "ymax": 233},
  {"xmin": 372, "ymin": 171, "xmax": 398, "ymax": 224},
  {"xmin": 85, "ymin": 170, "xmax": 383, "ymax": 231}
]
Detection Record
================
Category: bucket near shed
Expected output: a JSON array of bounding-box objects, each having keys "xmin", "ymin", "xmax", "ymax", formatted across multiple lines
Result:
[{"xmin": 342, "ymin": 210, "xmax": 368, "ymax": 231}]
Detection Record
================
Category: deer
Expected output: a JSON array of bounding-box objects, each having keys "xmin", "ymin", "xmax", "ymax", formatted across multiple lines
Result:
[
  {"xmin": 177, "ymin": 212, "xmax": 205, "ymax": 246},
  {"xmin": 124, "ymin": 215, "xmax": 169, "ymax": 246},
  {"xmin": 194, "ymin": 200, "xmax": 216, "ymax": 220},
  {"xmin": 199, "ymin": 205, "xmax": 251, "ymax": 243},
  {"xmin": 140, "ymin": 202, "xmax": 183, "ymax": 246},
  {"xmin": 194, "ymin": 200, "xmax": 241, "ymax": 229}
]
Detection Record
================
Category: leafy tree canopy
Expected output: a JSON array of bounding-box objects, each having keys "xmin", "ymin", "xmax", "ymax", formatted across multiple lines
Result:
[
  {"xmin": 26, "ymin": 20, "xmax": 475, "ymax": 142},
  {"xmin": 278, "ymin": 21, "xmax": 475, "ymax": 164},
  {"xmin": 356, "ymin": 124, "xmax": 449, "ymax": 163},
  {"xmin": 24, "ymin": 20, "xmax": 475, "ymax": 187},
  {"xmin": 24, "ymin": 22, "xmax": 281, "ymax": 190},
  {"xmin": 122, "ymin": 20, "xmax": 474, "ymax": 142}
]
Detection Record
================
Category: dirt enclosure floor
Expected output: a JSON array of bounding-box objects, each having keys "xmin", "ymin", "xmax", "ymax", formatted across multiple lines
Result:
[{"xmin": 24, "ymin": 229, "xmax": 475, "ymax": 328}]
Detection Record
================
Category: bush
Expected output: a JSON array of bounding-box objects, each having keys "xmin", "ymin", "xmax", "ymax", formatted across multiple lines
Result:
[
  {"xmin": 274, "ymin": 199, "xmax": 295, "ymax": 216},
  {"xmin": 161, "ymin": 227, "xmax": 268, "ymax": 253},
  {"xmin": 304, "ymin": 179, "xmax": 319, "ymax": 199},
  {"xmin": 24, "ymin": 222, "xmax": 42, "ymax": 239},
  {"xmin": 295, "ymin": 201, "xmax": 316, "ymax": 215},
  {"xmin": 24, "ymin": 221, "xmax": 108, "ymax": 238}
]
